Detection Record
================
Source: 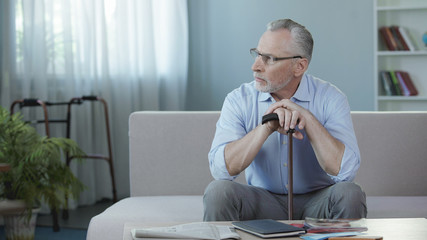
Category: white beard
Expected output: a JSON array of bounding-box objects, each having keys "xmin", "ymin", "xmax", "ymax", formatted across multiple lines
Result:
[{"xmin": 255, "ymin": 75, "xmax": 292, "ymax": 93}]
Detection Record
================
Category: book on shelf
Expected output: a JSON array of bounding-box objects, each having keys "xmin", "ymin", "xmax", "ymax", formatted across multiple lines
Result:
[
  {"xmin": 380, "ymin": 71, "xmax": 394, "ymax": 96},
  {"xmin": 380, "ymin": 71, "xmax": 400, "ymax": 96},
  {"xmin": 304, "ymin": 217, "xmax": 368, "ymax": 233},
  {"xmin": 232, "ymin": 219, "xmax": 306, "ymax": 238},
  {"xmin": 389, "ymin": 71, "xmax": 402, "ymax": 95},
  {"xmin": 390, "ymin": 26, "xmax": 410, "ymax": 51},
  {"xmin": 379, "ymin": 26, "xmax": 416, "ymax": 51},
  {"xmin": 379, "ymin": 26, "xmax": 397, "ymax": 51},
  {"xmin": 396, "ymin": 71, "xmax": 411, "ymax": 96},
  {"xmin": 379, "ymin": 70, "xmax": 418, "ymax": 96},
  {"xmin": 397, "ymin": 26, "xmax": 416, "ymax": 51},
  {"xmin": 396, "ymin": 71, "xmax": 418, "ymax": 96}
]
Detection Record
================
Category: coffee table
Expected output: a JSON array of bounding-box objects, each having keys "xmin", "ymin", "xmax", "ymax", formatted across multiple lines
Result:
[{"xmin": 123, "ymin": 218, "xmax": 427, "ymax": 240}]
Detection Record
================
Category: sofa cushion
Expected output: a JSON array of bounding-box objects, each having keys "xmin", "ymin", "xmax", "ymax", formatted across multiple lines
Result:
[
  {"xmin": 87, "ymin": 196, "xmax": 204, "ymax": 240},
  {"xmin": 366, "ymin": 196, "xmax": 427, "ymax": 218},
  {"xmin": 87, "ymin": 195, "xmax": 427, "ymax": 240}
]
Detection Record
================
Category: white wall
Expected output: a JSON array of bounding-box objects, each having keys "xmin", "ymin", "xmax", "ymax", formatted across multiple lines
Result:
[{"xmin": 187, "ymin": 0, "xmax": 374, "ymax": 111}]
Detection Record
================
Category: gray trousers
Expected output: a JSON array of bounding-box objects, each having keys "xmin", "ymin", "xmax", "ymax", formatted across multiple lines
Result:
[{"xmin": 203, "ymin": 180, "xmax": 367, "ymax": 221}]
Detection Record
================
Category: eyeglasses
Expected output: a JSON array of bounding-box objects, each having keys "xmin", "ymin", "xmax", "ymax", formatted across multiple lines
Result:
[{"xmin": 250, "ymin": 48, "xmax": 302, "ymax": 65}]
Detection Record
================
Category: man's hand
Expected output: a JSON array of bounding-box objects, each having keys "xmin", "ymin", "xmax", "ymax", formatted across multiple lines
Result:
[
  {"xmin": 264, "ymin": 99, "xmax": 307, "ymax": 140},
  {"xmin": 266, "ymin": 99, "xmax": 344, "ymax": 176}
]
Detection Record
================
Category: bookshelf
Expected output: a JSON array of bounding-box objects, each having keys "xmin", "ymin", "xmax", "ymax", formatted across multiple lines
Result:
[{"xmin": 374, "ymin": 0, "xmax": 427, "ymax": 111}]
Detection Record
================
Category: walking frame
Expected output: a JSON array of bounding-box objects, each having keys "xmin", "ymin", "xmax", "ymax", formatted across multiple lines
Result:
[{"xmin": 10, "ymin": 96, "xmax": 117, "ymax": 231}]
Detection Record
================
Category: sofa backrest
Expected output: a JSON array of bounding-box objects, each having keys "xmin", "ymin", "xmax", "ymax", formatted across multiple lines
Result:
[
  {"xmin": 352, "ymin": 111, "xmax": 427, "ymax": 196},
  {"xmin": 129, "ymin": 111, "xmax": 427, "ymax": 197},
  {"xmin": 129, "ymin": 111, "xmax": 221, "ymax": 197}
]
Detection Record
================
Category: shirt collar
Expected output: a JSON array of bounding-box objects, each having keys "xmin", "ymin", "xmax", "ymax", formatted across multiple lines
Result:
[
  {"xmin": 258, "ymin": 74, "xmax": 311, "ymax": 102},
  {"xmin": 291, "ymin": 74, "xmax": 310, "ymax": 102},
  {"xmin": 259, "ymin": 91, "xmax": 273, "ymax": 102}
]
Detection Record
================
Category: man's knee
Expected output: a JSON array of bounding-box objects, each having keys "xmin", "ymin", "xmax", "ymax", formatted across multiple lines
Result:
[
  {"xmin": 332, "ymin": 182, "xmax": 366, "ymax": 203},
  {"xmin": 203, "ymin": 180, "xmax": 241, "ymax": 221},
  {"xmin": 330, "ymin": 182, "xmax": 367, "ymax": 218},
  {"xmin": 204, "ymin": 180, "xmax": 239, "ymax": 208}
]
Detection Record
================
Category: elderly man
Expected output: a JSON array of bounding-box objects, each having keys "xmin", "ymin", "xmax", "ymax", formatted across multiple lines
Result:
[{"xmin": 204, "ymin": 18, "xmax": 366, "ymax": 221}]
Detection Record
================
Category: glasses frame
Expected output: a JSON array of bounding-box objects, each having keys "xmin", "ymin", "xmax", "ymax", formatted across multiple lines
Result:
[{"xmin": 250, "ymin": 48, "xmax": 302, "ymax": 65}]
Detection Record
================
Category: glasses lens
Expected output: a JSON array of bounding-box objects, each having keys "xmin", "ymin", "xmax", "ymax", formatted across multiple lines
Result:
[
  {"xmin": 263, "ymin": 56, "xmax": 273, "ymax": 64},
  {"xmin": 250, "ymin": 49, "xmax": 258, "ymax": 59},
  {"xmin": 250, "ymin": 49, "xmax": 270, "ymax": 64},
  {"xmin": 249, "ymin": 48, "xmax": 274, "ymax": 64}
]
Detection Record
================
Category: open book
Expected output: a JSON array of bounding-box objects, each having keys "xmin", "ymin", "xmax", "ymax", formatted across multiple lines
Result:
[{"xmin": 131, "ymin": 222, "xmax": 240, "ymax": 240}]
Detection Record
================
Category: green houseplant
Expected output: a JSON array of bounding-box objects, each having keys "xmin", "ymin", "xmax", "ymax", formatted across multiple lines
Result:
[{"xmin": 0, "ymin": 106, "xmax": 85, "ymax": 238}]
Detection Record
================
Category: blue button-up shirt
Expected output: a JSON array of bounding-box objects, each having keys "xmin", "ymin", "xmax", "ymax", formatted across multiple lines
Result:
[{"xmin": 208, "ymin": 74, "xmax": 360, "ymax": 194}]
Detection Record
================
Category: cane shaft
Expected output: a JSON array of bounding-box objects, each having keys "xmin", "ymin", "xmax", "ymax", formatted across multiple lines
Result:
[
  {"xmin": 260, "ymin": 114, "xmax": 295, "ymax": 220},
  {"xmin": 287, "ymin": 130, "xmax": 294, "ymax": 220}
]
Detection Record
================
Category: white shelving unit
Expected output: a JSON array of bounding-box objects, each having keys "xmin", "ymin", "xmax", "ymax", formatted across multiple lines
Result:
[{"xmin": 374, "ymin": 0, "xmax": 427, "ymax": 111}]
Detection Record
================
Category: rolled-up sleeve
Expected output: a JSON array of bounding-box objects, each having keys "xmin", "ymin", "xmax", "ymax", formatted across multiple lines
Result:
[
  {"xmin": 208, "ymin": 93, "xmax": 247, "ymax": 180},
  {"xmin": 320, "ymin": 90, "xmax": 360, "ymax": 182}
]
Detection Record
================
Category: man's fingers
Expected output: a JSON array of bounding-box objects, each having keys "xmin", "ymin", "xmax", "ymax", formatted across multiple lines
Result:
[
  {"xmin": 290, "ymin": 110, "xmax": 300, "ymax": 130},
  {"xmin": 298, "ymin": 117, "xmax": 305, "ymax": 130},
  {"xmin": 273, "ymin": 108, "xmax": 285, "ymax": 128},
  {"xmin": 293, "ymin": 131, "xmax": 304, "ymax": 140},
  {"xmin": 264, "ymin": 99, "xmax": 291, "ymax": 115},
  {"xmin": 264, "ymin": 99, "xmax": 306, "ymax": 136}
]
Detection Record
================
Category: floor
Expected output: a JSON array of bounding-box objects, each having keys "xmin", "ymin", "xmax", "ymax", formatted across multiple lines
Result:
[{"xmin": 36, "ymin": 199, "xmax": 114, "ymax": 230}]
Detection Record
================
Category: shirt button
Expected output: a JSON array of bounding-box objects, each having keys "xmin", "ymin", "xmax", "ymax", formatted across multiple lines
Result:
[
  {"xmin": 282, "ymin": 140, "xmax": 287, "ymax": 145},
  {"xmin": 283, "ymin": 163, "xmax": 288, "ymax": 167},
  {"xmin": 285, "ymin": 184, "xmax": 289, "ymax": 189}
]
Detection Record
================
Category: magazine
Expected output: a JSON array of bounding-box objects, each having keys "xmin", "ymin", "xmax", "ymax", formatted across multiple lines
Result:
[
  {"xmin": 304, "ymin": 217, "xmax": 368, "ymax": 233},
  {"xmin": 131, "ymin": 222, "xmax": 240, "ymax": 239}
]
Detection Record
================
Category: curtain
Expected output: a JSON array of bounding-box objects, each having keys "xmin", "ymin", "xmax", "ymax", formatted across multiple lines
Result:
[{"xmin": 0, "ymin": 0, "xmax": 188, "ymax": 207}]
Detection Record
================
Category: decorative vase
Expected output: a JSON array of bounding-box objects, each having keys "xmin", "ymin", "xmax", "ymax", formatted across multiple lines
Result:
[{"xmin": 3, "ymin": 208, "xmax": 40, "ymax": 240}]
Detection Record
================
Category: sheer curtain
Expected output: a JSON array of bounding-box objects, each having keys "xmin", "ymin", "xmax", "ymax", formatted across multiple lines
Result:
[{"xmin": 0, "ymin": 0, "xmax": 188, "ymax": 206}]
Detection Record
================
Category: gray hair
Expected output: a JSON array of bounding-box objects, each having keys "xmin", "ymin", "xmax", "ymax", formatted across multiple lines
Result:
[{"xmin": 267, "ymin": 19, "xmax": 313, "ymax": 63}]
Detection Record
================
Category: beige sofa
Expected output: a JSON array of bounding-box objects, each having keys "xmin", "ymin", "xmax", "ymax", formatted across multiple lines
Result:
[{"xmin": 87, "ymin": 111, "xmax": 427, "ymax": 240}]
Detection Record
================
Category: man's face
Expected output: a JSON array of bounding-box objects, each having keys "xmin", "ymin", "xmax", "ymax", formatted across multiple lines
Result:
[{"xmin": 252, "ymin": 29, "xmax": 296, "ymax": 93}]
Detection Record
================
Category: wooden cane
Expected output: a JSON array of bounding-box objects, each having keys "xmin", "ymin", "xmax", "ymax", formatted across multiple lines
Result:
[
  {"xmin": 287, "ymin": 128, "xmax": 295, "ymax": 220},
  {"xmin": 261, "ymin": 113, "xmax": 295, "ymax": 220}
]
